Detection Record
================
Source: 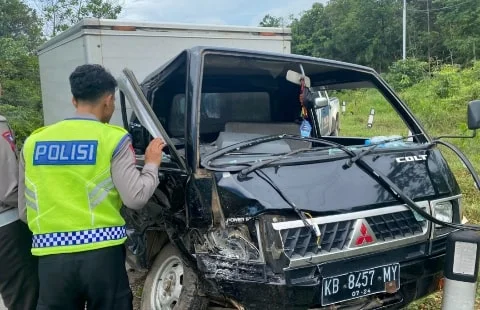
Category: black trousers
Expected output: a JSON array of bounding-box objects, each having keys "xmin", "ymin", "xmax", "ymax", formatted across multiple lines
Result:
[
  {"xmin": 36, "ymin": 245, "xmax": 133, "ymax": 310},
  {"xmin": 0, "ymin": 219, "xmax": 39, "ymax": 310}
]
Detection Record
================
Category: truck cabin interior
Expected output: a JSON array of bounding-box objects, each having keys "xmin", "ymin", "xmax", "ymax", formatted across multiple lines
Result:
[{"xmin": 142, "ymin": 51, "xmax": 390, "ymax": 156}]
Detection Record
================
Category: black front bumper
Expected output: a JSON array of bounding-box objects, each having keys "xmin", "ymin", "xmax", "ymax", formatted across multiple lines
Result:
[{"xmin": 199, "ymin": 240, "xmax": 446, "ymax": 310}]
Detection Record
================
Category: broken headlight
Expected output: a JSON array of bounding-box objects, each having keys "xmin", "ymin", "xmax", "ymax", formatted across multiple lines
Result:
[
  {"xmin": 206, "ymin": 225, "xmax": 261, "ymax": 262},
  {"xmin": 431, "ymin": 196, "xmax": 461, "ymax": 236},
  {"xmin": 433, "ymin": 200, "xmax": 453, "ymax": 227}
]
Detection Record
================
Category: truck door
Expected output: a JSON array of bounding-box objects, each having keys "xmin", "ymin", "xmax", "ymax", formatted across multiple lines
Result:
[
  {"xmin": 315, "ymin": 91, "xmax": 331, "ymax": 136},
  {"xmin": 116, "ymin": 68, "xmax": 187, "ymax": 172}
]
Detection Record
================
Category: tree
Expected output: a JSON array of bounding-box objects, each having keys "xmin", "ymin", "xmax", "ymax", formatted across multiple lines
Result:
[
  {"xmin": 385, "ymin": 58, "xmax": 429, "ymax": 91},
  {"xmin": 35, "ymin": 0, "xmax": 122, "ymax": 37},
  {"xmin": 285, "ymin": 0, "xmax": 480, "ymax": 70},
  {"xmin": 288, "ymin": 1, "xmax": 404, "ymax": 71},
  {"xmin": 0, "ymin": 39, "xmax": 42, "ymax": 108},
  {"xmin": 290, "ymin": 3, "xmax": 330, "ymax": 58},
  {"xmin": 434, "ymin": 0, "xmax": 480, "ymax": 65},
  {"xmin": 259, "ymin": 14, "xmax": 285, "ymax": 27},
  {"xmin": 0, "ymin": 0, "xmax": 44, "ymax": 51},
  {"xmin": 0, "ymin": 1, "xmax": 45, "ymax": 145},
  {"xmin": 0, "ymin": 37, "xmax": 43, "ymax": 146}
]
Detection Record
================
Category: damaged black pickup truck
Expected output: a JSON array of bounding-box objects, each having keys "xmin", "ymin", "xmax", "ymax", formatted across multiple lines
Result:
[{"xmin": 116, "ymin": 47, "xmax": 480, "ymax": 310}]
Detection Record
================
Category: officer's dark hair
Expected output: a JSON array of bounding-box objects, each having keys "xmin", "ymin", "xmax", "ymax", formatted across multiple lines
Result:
[{"xmin": 69, "ymin": 64, "xmax": 117, "ymax": 102}]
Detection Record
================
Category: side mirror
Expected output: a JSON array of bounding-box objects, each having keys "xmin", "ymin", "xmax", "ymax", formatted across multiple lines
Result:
[
  {"xmin": 467, "ymin": 100, "xmax": 480, "ymax": 130},
  {"xmin": 315, "ymin": 97, "xmax": 329, "ymax": 109}
]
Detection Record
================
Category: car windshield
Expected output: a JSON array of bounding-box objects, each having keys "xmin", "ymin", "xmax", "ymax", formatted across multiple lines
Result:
[{"xmin": 146, "ymin": 53, "xmax": 422, "ymax": 167}]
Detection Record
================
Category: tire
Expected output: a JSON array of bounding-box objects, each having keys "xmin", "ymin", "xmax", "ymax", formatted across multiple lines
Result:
[
  {"xmin": 331, "ymin": 117, "xmax": 340, "ymax": 136},
  {"xmin": 140, "ymin": 244, "xmax": 208, "ymax": 310}
]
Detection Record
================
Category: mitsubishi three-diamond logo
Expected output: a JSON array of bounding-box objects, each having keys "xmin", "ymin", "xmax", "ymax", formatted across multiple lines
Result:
[
  {"xmin": 355, "ymin": 223, "xmax": 373, "ymax": 245},
  {"xmin": 348, "ymin": 219, "xmax": 377, "ymax": 248}
]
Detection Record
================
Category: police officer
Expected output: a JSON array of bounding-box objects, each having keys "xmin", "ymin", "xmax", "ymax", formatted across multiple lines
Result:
[
  {"xmin": 0, "ymin": 115, "xmax": 39, "ymax": 310},
  {"xmin": 18, "ymin": 64, "xmax": 165, "ymax": 310}
]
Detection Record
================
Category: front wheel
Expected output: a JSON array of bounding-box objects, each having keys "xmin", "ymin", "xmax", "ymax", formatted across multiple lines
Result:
[{"xmin": 140, "ymin": 244, "xmax": 208, "ymax": 310}]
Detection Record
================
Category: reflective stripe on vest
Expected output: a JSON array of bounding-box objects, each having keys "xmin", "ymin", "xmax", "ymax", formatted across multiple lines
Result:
[
  {"xmin": 23, "ymin": 119, "xmax": 129, "ymax": 256},
  {"xmin": 24, "ymin": 184, "xmax": 38, "ymax": 211},
  {"xmin": 88, "ymin": 177, "xmax": 116, "ymax": 209},
  {"xmin": 32, "ymin": 225, "xmax": 126, "ymax": 248}
]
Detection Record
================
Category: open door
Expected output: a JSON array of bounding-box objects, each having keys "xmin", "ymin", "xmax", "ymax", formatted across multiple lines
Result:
[{"xmin": 117, "ymin": 68, "xmax": 187, "ymax": 171}]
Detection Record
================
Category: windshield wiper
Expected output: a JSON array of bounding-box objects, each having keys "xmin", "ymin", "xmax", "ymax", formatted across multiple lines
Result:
[
  {"xmin": 224, "ymin": 151, "xmax": 283, "ymax": 156},
  {"xmin": 239, "ymin": 133, "xmax": 480, "ymax": 231},
  {"xmin": 202, "ymin": 135, "xmax": 289, "ymax": 170},
  {"xmin": 430, "ymin": 139, "xmax": 480, "ymax": 191},
  {"xmin": 202, "ymin": 134, "xmax": 353, "ymax": 172},
  {"xmin": 238, "ymin": 147, "xmax": 326, "ymax": 179},
  {"xmin": 209, "ymin": 133, "xmax": 429, "ymax": 178},
  {"xmin": 254, "ymin": 169, "xmax": 322, "ymax": 246},
  {"xmin": 238, "ymin": 133, "xmax": 431, "ymax": 178},
  {"xmin": 344, "ymin": 135, "xmax": 480, "ymax": 231}
]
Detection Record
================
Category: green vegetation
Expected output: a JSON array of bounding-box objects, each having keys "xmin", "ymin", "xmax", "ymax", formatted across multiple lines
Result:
[
  {"xmin": 0, "ymin": 0, "xmax": 44, "ymax": 147},
  {"xmin": 34, "ymin": 0, "xmax": 122, "ymax": 37},
  {"xmin": 261, "ymin": 0, "xmax": 480, "ymax": 72},
  {"xmin": 396, "ymin": 61, "xmax": 480, "ymax": 225},
  {"xmin": 0, "ymin": 0, "xmax": 121, "ymax": 147},
  {"xmin": 334, "ymin": 60, "xmax": 480, "ymax": 309},
  {"xmin": 398, "ymin": 61, "xmax": 480, "ymax": 309},
  {"xmin": 336, "ymin": 89, "xmax": 409, "ymax": 138}
]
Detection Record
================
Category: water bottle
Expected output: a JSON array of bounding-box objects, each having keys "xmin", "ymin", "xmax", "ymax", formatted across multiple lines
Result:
[
  {"xmin": 369, "ymin": 136, "xmax": 388, "ymax": 147},
  {"xmin": 365, "ymin": 135, "xmax": 406, "ymax": 148},
  {"xmin": 300, "ymin": 119, "xmax": 312, "ymax": 138},
  {"xmin": 383, "ymin": 135, "xmax": 405, "ymax": 148}
]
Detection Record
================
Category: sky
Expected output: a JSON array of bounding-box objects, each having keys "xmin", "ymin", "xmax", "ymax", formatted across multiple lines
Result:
[{"xmin": 118, "ymin": 0, "xmax": 328, "ymax": 27}]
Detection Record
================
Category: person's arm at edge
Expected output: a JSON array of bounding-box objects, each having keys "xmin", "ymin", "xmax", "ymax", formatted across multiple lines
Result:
[
  {"xmin": 18, "ymin": 148, "xmax": 27, "ymax": 223},
  {"xmin": 111, "ymin": 135, "xmax": 160, "ymax": 210},
  {"xmin": 0, "ymin": 138, "xmax": 18, "ymax": 209}
]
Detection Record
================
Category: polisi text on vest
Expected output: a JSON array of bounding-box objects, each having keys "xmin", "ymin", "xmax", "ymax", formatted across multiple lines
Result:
[{"xmin": 33, "ymin": 141, "xmax": 98, "ymax": 165}]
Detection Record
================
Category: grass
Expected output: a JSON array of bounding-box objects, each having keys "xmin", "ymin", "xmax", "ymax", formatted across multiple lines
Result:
[{"xmin": 335, "ymin": 64, "xmax": 480, "ymax": 309}]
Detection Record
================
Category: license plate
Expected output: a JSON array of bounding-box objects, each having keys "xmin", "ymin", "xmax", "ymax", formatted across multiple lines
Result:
[{"xmin": 321, "ymin": 263, "xmax": 400, "ymax": 306}]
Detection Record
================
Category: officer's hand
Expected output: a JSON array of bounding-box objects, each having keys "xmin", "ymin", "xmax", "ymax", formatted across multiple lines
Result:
[{"xmin": 145, "ymin": 138, "xmax": 166, "ymax": 166}]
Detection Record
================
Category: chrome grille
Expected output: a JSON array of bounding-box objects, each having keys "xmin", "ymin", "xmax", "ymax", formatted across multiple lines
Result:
[
  {"xmin": 272, "ymin": 204, "xmax": 432, "ymax": 268},
  {"xmin": 366, "ymin": 210, "xmax": 424, "ymax": 241},
  {"xmin": 281, "ymin": 220, "xmax": 355, "ymax": 258}
]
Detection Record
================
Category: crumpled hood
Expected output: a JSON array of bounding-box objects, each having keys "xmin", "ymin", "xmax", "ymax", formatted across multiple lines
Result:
[{"xmin": 214, "ymin": 148, "xmax": 460, "ymax": 218}]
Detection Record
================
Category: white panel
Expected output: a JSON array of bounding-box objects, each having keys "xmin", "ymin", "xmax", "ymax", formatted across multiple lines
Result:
[
  {"xmin": 100, "ymin": 33, "xmax": 289, "ymax": 127},
  {"xmin": 39, "ymin": 37, "xmax": 87, "ymax": 125},
  {"xmin": 39, "ymin": 23, "xmax": 291, "ymax": 127}
]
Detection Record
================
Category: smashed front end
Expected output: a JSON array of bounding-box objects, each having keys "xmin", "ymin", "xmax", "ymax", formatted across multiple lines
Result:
[
  {"xmin": 128, "ymin": 48, "xmax": 466, "ymax": 309},
  {"xmin": 189, "ymin": 155, "xmax": 459, "ymax": 309},
  {"xmin": 176, "ymin": 50, "xmax": 463, "ymax": 309}
]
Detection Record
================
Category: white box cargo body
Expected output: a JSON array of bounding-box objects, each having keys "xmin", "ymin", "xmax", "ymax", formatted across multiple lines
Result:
[{"xmin": 37, "ymin": 18, "xmax": 292, "ymax": 126}]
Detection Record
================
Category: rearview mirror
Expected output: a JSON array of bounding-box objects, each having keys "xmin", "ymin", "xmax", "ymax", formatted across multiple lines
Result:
[
  {"xmin": 468, "ymin": 100, "xmax": 480, "ymax": 130},
  {"xmin": 286, "ymin": 70, "xmax": 311, "ymax": 88}
]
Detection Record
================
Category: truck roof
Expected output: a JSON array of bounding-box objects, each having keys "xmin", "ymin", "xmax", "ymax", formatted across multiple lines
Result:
[
  {"xmin": 36, "ymin": 18, "xmax": 292, "ymax": 55},
  {"xmin": 141, "ymin": 46, "xmax": 377, "ymax": 85}
]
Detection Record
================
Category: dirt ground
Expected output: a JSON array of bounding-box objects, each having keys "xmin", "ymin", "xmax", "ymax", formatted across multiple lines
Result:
[{"xmin": 127, "ymin": 265, "xmax": 147, "ymax": 310}]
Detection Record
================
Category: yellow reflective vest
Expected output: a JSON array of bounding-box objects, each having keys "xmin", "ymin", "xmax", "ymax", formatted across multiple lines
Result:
[{"xmin": 23, "ymin": 118, "xmax": 128, "ymax": 256}]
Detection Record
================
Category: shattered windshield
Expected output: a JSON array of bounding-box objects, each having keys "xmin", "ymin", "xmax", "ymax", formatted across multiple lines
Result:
[{"xmin": 155, "ymin": 53, "xmax": 422, "ymax": 168}]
